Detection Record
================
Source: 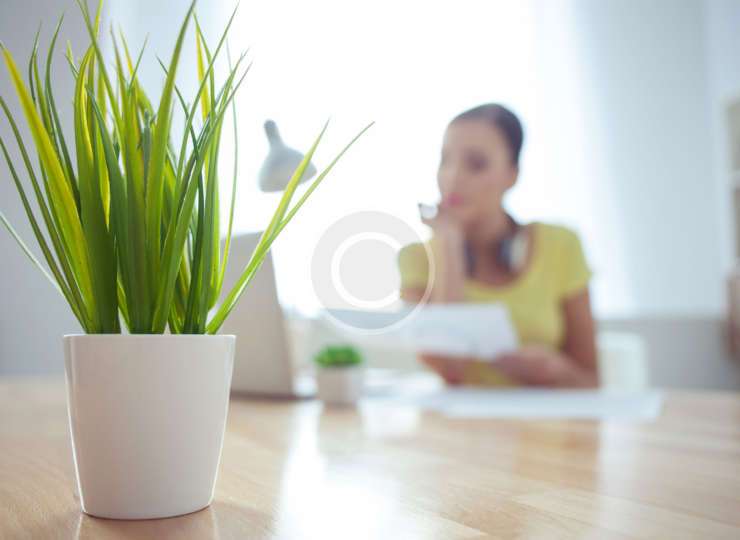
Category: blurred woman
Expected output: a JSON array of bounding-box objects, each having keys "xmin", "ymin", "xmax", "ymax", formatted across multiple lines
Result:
[{"xmin": 399, "ymin": 104, "xmax": 597, "ymax": 387}]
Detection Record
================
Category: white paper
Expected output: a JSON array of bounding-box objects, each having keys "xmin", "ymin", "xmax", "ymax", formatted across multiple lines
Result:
[
  {"xmin": 323, "ymin": 303, "xmax": 518, "ymax": 359},
  {"xmin": 391, "ymin": 388, "xmax": 663, "ymax": 420}
]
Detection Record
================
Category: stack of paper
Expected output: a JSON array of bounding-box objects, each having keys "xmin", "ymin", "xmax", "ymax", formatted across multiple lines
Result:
[
  {"xmin": 323, "ymin": 303, "xmax": 518, "ymax": 358},
  {"xmin": 388, "ymin": 387, "xmax": 664, "ymax": 420}
]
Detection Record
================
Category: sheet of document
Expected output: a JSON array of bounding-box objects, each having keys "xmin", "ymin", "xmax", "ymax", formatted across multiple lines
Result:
[
  {"xmin": 389, "ymin": 388, "xmax": 664, "ymax": 420},
  {"xmin": 323, "ymin": 303, "xmax": 519, "ymax": 359}
]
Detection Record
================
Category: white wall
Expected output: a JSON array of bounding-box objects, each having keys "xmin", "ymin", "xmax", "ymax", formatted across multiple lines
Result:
[
  {"xmin": 523, "ymin": 0, "xmax": 723, "ymax": 318},
  {"xmin": 705, "ymin": 0, "xmax": 740, "ymax": 276},
  {"xmin": 549, "ymin": 0, "xmax": 740, "ymax": 388}
]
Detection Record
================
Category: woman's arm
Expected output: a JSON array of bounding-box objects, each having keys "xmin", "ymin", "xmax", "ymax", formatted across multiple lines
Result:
[
  {"xmin": 423, "ymin": 214, "xmax": 468, "ymax": 303},
  {"xmin": 562, "ymin": 288, "xmax": 598, "ymax": 379},
  {"xmin": 401, "ymin": 213, "xmax": 471, "ymax": 383},
  {"xmin": 493, "ymin": 289, "xmax": 598, "ymax": 387},
  {"xmin": 401, "ymin": 248, "xmax": 471, "ymax": 385},
  {"xmin": 401, "ymin": 286, "xmax": 599, "ymax": 387}
]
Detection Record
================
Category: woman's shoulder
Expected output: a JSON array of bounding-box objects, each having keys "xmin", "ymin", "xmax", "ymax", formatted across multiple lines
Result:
[
  {"xmin": 531, "ymin": 221, "xmax": 591, "ymax": 296},
  {"xmin": 398, "ymin": 241, "xmax": 429, "ymax": 262},
  {"xmin": 532, "ymin": 221, "xmax": 582, "ymax": 246},
  {"xmin": 398, "ymin": 241, "xmax": 431, "ymax": 274},
  {"xmin": 397, "ymin": 241, "xmax": 432, "ymax": 289}
]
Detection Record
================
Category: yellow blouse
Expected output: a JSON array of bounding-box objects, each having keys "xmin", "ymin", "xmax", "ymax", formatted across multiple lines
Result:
[{"xmin": 397, "ymin": 222, "xmax": 592, "ymax": 385}]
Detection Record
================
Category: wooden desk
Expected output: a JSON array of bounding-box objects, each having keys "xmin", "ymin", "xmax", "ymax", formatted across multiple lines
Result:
[{"xmin": 1, "ymin": 379, "xmax": 739, "ymax": 539}]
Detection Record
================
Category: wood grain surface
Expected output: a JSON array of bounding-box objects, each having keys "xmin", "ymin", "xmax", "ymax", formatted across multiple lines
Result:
[{"xmin": 1, "ymin": 379, "xmax": 739, "ymax": 539}]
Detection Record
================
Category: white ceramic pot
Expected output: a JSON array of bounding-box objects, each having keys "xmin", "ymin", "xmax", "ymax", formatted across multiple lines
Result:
[
  {"xmin": 315, "ymin": 366, "xmax": 364, "ymax": 406},
  {"xmin": 63, "ymin": 334, "xmax": 235, "ymax": 520}
]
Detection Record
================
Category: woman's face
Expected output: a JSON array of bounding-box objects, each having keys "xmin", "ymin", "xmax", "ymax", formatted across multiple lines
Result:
[{"xmin": 437, "ymin": 119, "xmax": 518, "ymax": 226}]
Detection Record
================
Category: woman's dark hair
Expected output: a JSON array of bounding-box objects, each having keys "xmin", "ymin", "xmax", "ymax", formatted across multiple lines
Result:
[{"xmin": 452, "ymin": 103, "xmax": 524, "ymax": 167}]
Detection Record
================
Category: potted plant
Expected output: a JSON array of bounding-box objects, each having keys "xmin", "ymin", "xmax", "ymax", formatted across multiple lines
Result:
[
  {"xmin": 314, "ymin": 345, "xmax": 365, "ymax": 406},
  {"xmin": 0, "ymin": 0, "xmax": 371, "ymax": 520}
]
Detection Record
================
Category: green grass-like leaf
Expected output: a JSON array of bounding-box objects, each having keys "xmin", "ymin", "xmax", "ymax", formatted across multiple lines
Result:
[{"xmin": 0, "ymin": 0, "xmax": 372, "ymax": 335}]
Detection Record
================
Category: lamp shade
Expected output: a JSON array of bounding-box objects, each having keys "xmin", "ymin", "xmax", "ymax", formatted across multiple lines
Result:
[{"xmin": 257, "ymin": 120, "xmax": 317, "ymax": 192}]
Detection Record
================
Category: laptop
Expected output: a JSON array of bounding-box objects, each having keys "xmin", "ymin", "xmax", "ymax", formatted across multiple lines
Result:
[{"xmin": 219, "ymin": 232, "xmax": 315, "ymax": 398}]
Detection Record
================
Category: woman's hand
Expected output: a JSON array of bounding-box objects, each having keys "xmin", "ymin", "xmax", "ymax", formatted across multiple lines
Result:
[
  {"xmin": 493, "ymin": 345, "xmax": 597, "ymax": 388},
  {"xmin": 419, "ymin": 354, "xmax": 470, "ymax": 385},
  {"xmin": 419, "ymin": 346, "xmax": 598, "ymax": 388},
  {"xmin": 419, "ymin": 202, "xmax": 464, "ymax": 240}
]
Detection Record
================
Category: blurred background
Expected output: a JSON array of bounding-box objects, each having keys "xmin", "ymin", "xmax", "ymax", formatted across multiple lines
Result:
[{"xmin": 2, "ymin": 0, "xmax": 740, "ymax": 390}]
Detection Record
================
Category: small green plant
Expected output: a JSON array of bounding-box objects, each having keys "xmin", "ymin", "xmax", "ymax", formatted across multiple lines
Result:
[
  {"xmin": 0, "ymin": 0, "xmax": 372, "ymax": 334},
  {"xmin": 313, "ymin": 345, "xmax": 364, "ymax": 368}
]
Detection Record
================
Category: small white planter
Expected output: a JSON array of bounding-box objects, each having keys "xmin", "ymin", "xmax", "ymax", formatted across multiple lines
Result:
[
  {"xmin": 63, "ymin": 334, "xmax": 235, "ymax": 520},
  {"xmin": 315, "ymin": 366, "xmax": 364, "ymax": 406}
]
